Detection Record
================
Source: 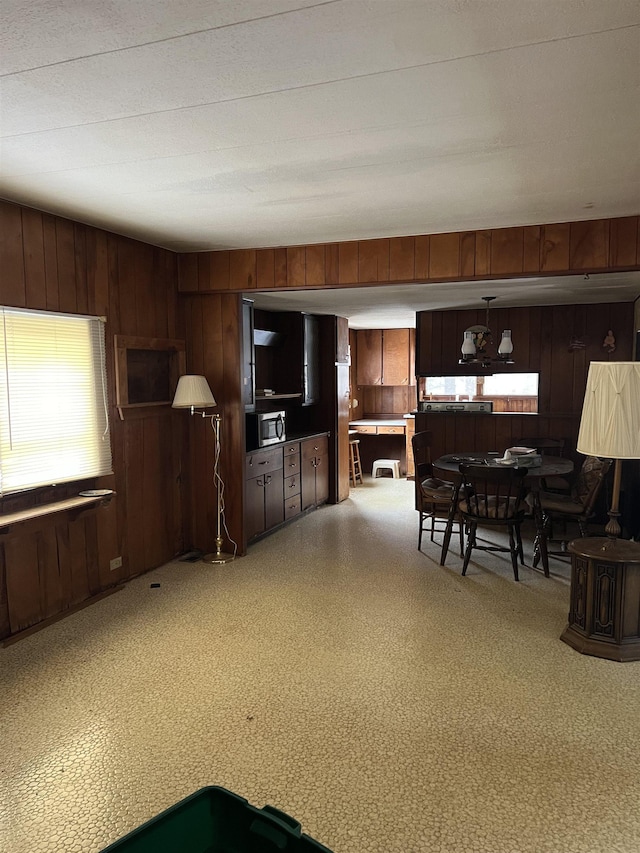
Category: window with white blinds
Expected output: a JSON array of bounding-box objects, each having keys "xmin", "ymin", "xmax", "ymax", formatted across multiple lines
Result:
[{"xmin": 0, "ymin": 307, "xmax": 112, "ymax": 495}]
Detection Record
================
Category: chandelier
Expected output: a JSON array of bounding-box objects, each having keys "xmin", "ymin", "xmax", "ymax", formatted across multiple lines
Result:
[{"xmin": 459, "ymin": 296, "xmax": 514, "ymax": 367}]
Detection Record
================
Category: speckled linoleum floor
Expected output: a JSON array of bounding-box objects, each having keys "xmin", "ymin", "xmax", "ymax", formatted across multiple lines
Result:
[{"xmin": 1, "ymin": 476, "xmax": 640, "ymax": 853}]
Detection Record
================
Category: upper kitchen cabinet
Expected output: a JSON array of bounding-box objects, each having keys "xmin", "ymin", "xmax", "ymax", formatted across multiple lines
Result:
[
  {"xmin": 355, "ymin": 329, "xmax": 415, "ymax": 386},
  {"xmin": 249, "ymin": 308, "xmax": 321, "ymax": 406}
]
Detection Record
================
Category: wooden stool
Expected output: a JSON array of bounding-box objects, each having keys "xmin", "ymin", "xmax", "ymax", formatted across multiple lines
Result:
[
  {"xmin": 349, "ymin": 439, "xmax": 363, "ymax": 486},
  {"xmin": 372, "ymin": 458, "xmax": 401, "ymax": 479}
]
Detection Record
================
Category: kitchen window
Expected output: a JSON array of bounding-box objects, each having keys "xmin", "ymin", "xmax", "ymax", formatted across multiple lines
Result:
[{"xmin": 418, "ymin": 373, "xmax": 539, "ymax": 413}]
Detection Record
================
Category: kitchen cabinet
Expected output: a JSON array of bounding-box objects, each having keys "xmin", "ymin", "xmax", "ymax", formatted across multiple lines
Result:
[
  {"xmin": 242, "ymin": 299, "xmax": 255, "ymax": 410},
  {"xmin": 283, "ymin": 442, "xmax": 302, "ymax": 519},
  {"xmin": 355, "ymin": 329, "xmax": 414, "ymax": 386},
  {"xmin": 301, "ymin": 435, "xmax": 329, "ymax": 510},
  {"xmin": 245, "ymin": 446, "xmax": 284, "ymax": 540}
]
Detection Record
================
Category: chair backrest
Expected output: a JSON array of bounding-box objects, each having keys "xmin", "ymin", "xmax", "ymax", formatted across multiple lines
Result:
[
  {"xmin": 573, "ymin": 456, "xmax": 612, "ymax": 515},
  {"xmin": 515, "ymin": 437, "xmax": 565, "ymax": 456},
  {"xmin": 458, "ymin": 464, "xmax": 528, "ymax": 521},
  {"xmin": 411, "ymin": 430, "xmax": 433, "ymax": 477}
]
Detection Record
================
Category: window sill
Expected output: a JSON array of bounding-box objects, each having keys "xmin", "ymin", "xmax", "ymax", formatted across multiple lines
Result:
[{"xmin": 0, "ymin": 493, "xmax": 115, "ymax": 534}]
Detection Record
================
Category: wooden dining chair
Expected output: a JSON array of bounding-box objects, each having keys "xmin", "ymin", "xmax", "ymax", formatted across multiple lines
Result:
[
  {"xmin": 532, "ymin": 456, "xmax": 612, "ymax": 567},
  {"xmin": 412, "ymin": 431, "xmax": 464, "ymax": 556},
  {"xmin": 458, "ymin": 463, "xmax": 528, "ymax": 581}
]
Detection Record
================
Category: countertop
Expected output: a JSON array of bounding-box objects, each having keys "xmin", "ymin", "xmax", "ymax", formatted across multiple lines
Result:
[{"xmin": 349, "ymin": 418, "xmax": 406, "ymax": 427}]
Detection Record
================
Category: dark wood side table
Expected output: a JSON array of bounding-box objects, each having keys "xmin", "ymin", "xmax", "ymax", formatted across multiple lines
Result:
[{"xmin": 562, "ymin": 537, "xmax": 640, "ymax": 662}]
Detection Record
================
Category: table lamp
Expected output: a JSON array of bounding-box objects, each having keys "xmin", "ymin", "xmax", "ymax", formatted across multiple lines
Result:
[
  {"xmin": 172, "ymin": 374, "xmax": 235, "ymax": 564},
  {"xmin": 576, "ymin": 361, "xmax": 640, "ymax": 541}
]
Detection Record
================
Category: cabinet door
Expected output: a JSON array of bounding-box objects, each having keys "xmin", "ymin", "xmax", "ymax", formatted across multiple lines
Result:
[
  {"xmin": 301, "ymin": 439, "xmax": 318, "ymax": 511},
  {"xmin": 356, "ymin": 329, "xmax": 383, "ymax": 385},
  {"xmin": 245, "ymin": 476, "xmax": 265, "ymax": 540},
  {"xmin": 314, "ymin": 448, "xmax": 329, "ymax": 505},
  {"xmin": 382, "ymin": 329, "xmax": 411, "ymax": 385},
  {"xmin": 302, "ymin": 314, "xmax": 320, "ymax": 405},
  {"xmin": 242, "ymin": 299, "xmax": 255, "ymax": 410},
  {"xmin": 263, "ymin": 467, "xmax": 284, "ymax": 530}
]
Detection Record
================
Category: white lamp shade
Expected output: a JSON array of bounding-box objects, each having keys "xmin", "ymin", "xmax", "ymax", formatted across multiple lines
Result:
[
  {"xmin": 172, "ymin": 375, "xmax": 216, "ymax": 409},
  {"xmin": 498, "ymin": 330, "xmax": 513, "ymax": 355},
  {"xmin": 577, "ymin": 362, "xmax": 640, "ymax": 459},
  {"xmin": 461, "ymin": 330, "xmax": 476, "ymax": 355}
]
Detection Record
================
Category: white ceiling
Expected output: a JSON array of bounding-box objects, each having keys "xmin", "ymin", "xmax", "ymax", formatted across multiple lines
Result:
[{"xmin": 1, "ymin": 1, "xmax": 639, "ymax": 325}]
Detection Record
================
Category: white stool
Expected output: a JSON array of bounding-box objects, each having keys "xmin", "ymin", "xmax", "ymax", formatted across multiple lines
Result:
[{"xmin": 372, "ymin": 458, "xmax": 401, "ymax": 479}]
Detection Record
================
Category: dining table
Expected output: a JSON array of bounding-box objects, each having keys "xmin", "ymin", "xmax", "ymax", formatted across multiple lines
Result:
[{"xmin": 433, "ymin": 452, "xmax": 575, "ymax": 576}]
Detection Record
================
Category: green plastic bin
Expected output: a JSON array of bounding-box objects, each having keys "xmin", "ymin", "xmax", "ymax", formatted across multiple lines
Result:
[{"xmin": 100, "ymin": 786, "xmax": 333, "ymax": 853}]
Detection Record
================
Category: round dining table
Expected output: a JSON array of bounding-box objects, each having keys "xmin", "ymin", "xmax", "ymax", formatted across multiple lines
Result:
[{"xmin": 432, "ymin": 452, "xmax": 574, "ymax": 576}]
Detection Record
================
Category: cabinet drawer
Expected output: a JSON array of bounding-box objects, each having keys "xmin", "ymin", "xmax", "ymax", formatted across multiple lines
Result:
[
  {"xmin": 245, "ymin": 446, "xmax": 283, "ymax": 479},
  {"xmin": 302, "ymin": 434, "xmax": 329, "ymax": 462},
  {"xmin": 284, "ymin": 473, "xmax": 301, "ymax": 497},
  {"xmin": 284, "ymin": 454, "xmax": 300, "ymax": 476},
  {"xmin": 283, "ymin": 442, "xmax": 300, "ymax": 458},
  {"xmin": 377, "ymin": 425, "xmax": 405, "ymax": 435},
  {"xmin": 284, "ymin": 494, "xmax": 301, "ymax": 520},
  {"xmin": 352, "ymin": 425, "xmax": 377, "ymax": 434}
]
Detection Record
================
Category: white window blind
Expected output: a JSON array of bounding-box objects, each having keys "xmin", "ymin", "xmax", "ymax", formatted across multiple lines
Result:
[{"xmin": 0, "ymin": 307, "xmax": 112, "ymax": 495}]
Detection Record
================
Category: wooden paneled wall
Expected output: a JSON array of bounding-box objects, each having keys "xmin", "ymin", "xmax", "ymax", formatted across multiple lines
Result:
[
  {"xmin": 178, "ymin": 217, "xmax": 640, "ymax": 293},
  {"xmin": 415, "ymin": 301, "xmax": 635, "ymax": 464},
  {"xmin": 0, "ymin": 200, "xmax": 183, "ymax": 640},
  {"xmin": 181, "ymin": 293, "xmax": 245, "ymax": 555},
  {"xmin": 417, "ymin": 302, "xmax": 634, "ymax": 411}
]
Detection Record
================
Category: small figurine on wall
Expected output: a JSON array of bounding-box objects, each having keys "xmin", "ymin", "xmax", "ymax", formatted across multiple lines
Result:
[{"xmin": 603, "ymin": 330, "xmax": 616, "ymax": 353}]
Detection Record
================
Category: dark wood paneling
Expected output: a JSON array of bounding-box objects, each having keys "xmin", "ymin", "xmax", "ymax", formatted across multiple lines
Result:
[
  {"xmin": 389, "ymin": 236, "xmax": 415, "ymax": 280},
  {"xmin": 0, "ymin": 202, "xmax": 26, "ymax": 307},
  {"xmin": 22, "ymin": 207, "xmax": 47, "ymax": 309},
  {"xmin": 0, "ymin": 200, "xmax": 182, "ymax": 641},
  {"xmin": 305, "ymin": 244, "xmax": 325, "ymax": 286},
  {"xmin": 491, "ymin": 227, "xmax": 523, "ymax": 275},
  {"xmin": 609, "ymin": 217, "xmax": 638, "ymax": 267},
  {"xmin": 287, "ymin": 246, "xmax": 305, "ymax": 287},
  {"xmin": 429, "ymin": 232, "xmax": 460, "ymax": 278},
  {"xmin": 338, "ymin": 242, "xmax": 358, "ymax": 283},
  {"xmin": 180, "ymin": 216, "xmax": 640, "ymax": 293},
  {"xmin": 540, "ymin": 223, "xmax": 571, "ymax": 271},
  {"xmin": 56, "ymin": 218, "xmax": 77, "ymax": 313},
  {"xmin": 183, "ymin": 292, "xmax": 244, "ymax": 555},
  {"xmin": 570, "ymin": 220, "xmax": 609, "ymax": 269}
]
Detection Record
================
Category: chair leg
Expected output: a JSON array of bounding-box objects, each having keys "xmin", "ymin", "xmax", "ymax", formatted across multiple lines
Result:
[
  {"xmin": 461, "ymin": 522, "xmax": 475, "ymax": 576},
  {"xmin": 418, "ymin": 510, "xmax": 424, "ymax": 551},
  {"xmin": 458, "ymin": 517, "xmax": 464, "ymax": 557},
  {"xmin": 508, "ymin": 524, "xmax": 520, "ymax": 581}
]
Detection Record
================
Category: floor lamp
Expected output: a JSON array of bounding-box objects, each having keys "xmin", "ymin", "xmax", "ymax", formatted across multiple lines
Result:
[
  {"xmin": 576, "ymin": 361, "xmax": 640, "ymax": 543},
  {"xmin": 172, "ymin": 374, "xmax": 235, "ymax": 564}
]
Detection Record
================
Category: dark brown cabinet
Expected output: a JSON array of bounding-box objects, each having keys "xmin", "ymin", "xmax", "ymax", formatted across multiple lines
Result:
[
  {"xmin": 301, "ymin": 435, "xmax": 329, "ymax": 511},
  {"xmin": 244, "ymin": 437, "xmax": 329, "ymax": 543},
  {"xmin": 245, "ymin": 446, "xmax": 284, "ymax": 540},
  {"xmin": 355, "ymin": 329, "xmax": 413, "ymax": 386},
  {"xmin": 283, "ymin": 441, "xmax": 302, "ymax": 519}
]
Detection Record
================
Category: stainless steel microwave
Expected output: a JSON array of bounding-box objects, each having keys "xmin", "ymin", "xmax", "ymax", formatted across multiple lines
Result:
[{"xmin": 247, "ymin": 410, "xmax": 286, "ymax": 448}]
